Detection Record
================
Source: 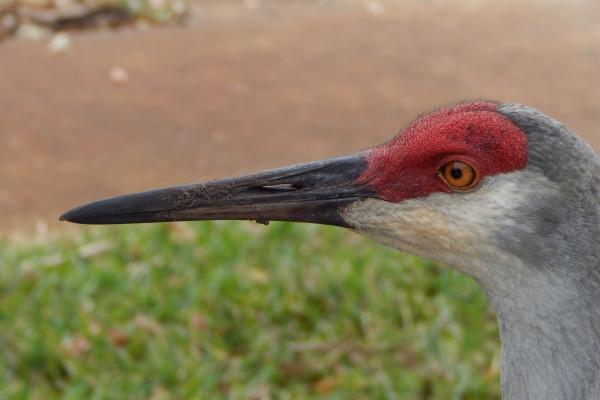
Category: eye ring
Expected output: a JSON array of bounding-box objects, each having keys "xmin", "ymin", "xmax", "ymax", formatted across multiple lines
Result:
[{"xmin": 439, "ymin": 160, "xmax": 479, "ymax": 190}]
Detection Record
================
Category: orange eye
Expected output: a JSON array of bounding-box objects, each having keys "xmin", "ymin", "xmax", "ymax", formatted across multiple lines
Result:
[{"xmin": 440, "ymin": 161, "xmax": 478, "ymax": 190}]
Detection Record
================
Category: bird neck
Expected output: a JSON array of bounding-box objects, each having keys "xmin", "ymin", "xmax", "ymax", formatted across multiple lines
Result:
[{"xmin": 484, "ymin": 265, "xmax": 600, "ymax": 400}]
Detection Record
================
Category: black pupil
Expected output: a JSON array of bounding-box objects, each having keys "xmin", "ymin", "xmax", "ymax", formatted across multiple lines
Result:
[{"xmin": 450, "ymin": 166, "xmax": 463, "ymax": 180}]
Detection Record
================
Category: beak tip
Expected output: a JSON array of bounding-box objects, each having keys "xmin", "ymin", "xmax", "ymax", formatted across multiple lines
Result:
[
  {"xmin": 59, "ymin": 209, "xmax": 78, "ymax": 223},
  {"xmin": 60, "ymin": 205, "xmax": 94, "ymax": 224}
]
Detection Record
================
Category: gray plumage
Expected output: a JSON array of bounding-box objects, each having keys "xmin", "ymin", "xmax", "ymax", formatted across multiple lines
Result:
[{"xmin": 492, "ymin": 104, "xmax": 600, "ymax": 399}]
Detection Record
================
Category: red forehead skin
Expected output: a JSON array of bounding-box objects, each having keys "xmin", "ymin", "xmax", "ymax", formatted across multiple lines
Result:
[{"xmin": 357, "ymin": 101, "xmax": 528, "ymax": 202}]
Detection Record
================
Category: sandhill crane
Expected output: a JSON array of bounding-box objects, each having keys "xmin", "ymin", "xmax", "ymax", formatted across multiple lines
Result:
[{"xmin": 61, "ymin": 101, "xmax": 600, "ymax": 399}]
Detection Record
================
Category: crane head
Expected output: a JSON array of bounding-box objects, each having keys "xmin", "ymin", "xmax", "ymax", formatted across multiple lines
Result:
[{"xmin": 61, "ymin": 101, "xmax": 598, "ymax": 283}]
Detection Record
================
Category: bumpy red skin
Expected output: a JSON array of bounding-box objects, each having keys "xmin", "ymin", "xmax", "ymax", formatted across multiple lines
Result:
[{"xmin": 358, "ymin": 101, "xmax": 528, "ymax": 202}]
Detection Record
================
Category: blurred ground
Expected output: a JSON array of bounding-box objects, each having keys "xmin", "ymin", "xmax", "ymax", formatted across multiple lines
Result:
[
  {"xmin": 0, "ymin": 222, "xmax": 500, "ymax": 399},
  {"xmin": 2, "ymin": 0, "xmax": 600, "ymax": 232}
]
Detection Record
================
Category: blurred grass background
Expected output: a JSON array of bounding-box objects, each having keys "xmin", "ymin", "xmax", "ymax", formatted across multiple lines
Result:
[{"xmin": 0, "ymin": 222, "xmax": 500, "ymax": 399}]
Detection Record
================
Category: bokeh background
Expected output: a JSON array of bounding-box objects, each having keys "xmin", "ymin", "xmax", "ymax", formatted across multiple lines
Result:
[{"xmin": 1, "ymin": 0, "xmax": 599, "ymax": 398}]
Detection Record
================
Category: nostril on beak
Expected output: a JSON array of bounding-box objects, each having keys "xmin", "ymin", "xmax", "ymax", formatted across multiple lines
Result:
[{"xmin": 258, "ymin": 183, "xmax": 302, "ymax": 191}]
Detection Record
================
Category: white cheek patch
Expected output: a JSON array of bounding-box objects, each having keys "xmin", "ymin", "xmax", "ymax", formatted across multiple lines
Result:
[{"xmin": 341, "ymin": 170, "xmax": 556, "ymax": 277}]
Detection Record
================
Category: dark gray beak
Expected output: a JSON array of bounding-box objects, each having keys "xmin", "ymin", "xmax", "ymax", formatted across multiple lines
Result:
[{"xmin": 60, "ymin": 153, "xmax": 374, "ymax": 227}]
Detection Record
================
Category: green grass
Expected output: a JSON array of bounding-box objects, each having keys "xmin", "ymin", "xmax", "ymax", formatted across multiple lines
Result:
[{"xmin": 0, "ymin": 222, "xmax": 500, "ymax": 399}]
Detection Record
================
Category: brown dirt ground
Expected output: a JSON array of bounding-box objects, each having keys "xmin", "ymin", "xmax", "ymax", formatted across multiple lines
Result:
[{"xmin": 2, "ymin": 0, "xmax": 600, "ymax": 233}]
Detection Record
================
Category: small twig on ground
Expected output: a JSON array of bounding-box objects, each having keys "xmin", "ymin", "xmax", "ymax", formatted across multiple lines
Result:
[{"xmin": 19, "ymin": 4, "xmax": 133, "ymax": 31}]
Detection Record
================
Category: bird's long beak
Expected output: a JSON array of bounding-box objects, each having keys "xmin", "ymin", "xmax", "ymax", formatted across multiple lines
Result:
[{"xmin": 60, "ymin": 153, "xmax": 374, "ymax": 227}]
